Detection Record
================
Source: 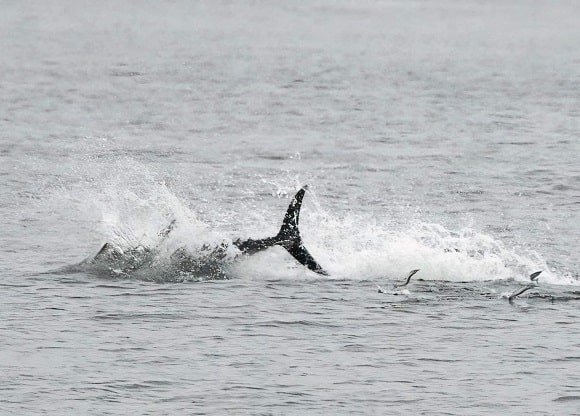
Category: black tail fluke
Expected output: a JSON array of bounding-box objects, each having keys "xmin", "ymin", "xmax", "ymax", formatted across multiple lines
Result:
[
  {"xmin": 283, "ymin": 240, "xmax": 328, "ymax": 276},
  {"xmin": 276, "ymin": 186, "xmax": 306, "ymax": 241},
  {"xmin": 275, "ymin": 186, "xmax": 328, "ymax": 276},
  {"xmin": 233, "ymin": 186, "xmax": 328, "ymax": 276}
]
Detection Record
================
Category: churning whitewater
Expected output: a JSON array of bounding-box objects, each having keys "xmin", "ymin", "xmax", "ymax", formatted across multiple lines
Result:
[
  {"xmin": 1, "ymin": 1, "xmax": 579, "ymax": 415},
  {"xmin": 55, "ymin": 164, "xmax": 570, "ymax": 287},
  {"xmin": 72, "ymin": 186, "xmax": 328, "ymax": 280}
]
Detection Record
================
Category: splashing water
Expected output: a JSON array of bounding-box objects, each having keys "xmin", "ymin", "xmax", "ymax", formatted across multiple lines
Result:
[
  {"xmin": 298, "ymin": 210, "xmax": 568, "ymax": 285},
  {"xmin": 52, "ymin": 158, "xmax": 573, "ymax": 286}
]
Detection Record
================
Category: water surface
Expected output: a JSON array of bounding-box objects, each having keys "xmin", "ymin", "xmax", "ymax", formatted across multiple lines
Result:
[{"xmin": 1, "ymin": 1, "xmax": 579, "ymax": 414}]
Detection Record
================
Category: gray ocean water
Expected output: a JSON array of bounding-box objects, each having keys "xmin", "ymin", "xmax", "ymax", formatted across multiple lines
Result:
[{"xmin": 1, "ymin": 1, "xmax": 579, "ymax": 414}]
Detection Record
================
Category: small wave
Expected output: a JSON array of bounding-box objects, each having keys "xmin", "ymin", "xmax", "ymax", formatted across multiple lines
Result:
[
  {"xmin": 553, "ymin": 396, "xmax": 580, "ymax": 402},
  {"xmin": 251, "ymin": 319, "xmax": 340, "ymax": 328}
]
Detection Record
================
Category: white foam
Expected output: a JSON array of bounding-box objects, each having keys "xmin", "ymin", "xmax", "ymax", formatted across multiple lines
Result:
[
  {"xmin": 53, "ymin": 158, "xmax": 575, "ymax": 286},
  {"xmin": 299, "ymin": 210, "xmax": 573, "ymax": 286}
]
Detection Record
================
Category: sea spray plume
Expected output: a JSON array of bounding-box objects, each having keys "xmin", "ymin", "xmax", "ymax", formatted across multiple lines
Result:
[
  {"xmin": 93, "ymin": 219, "xmax": 177, "ymax": 261},
  {"xmin": 508, "ymin": 271, "xmax": 542, "ymax": 303},
  {"xmin": 88, "ymin": 220, "xmax": 181, "ymax": 277},
  {"xmin": 88, "ymin": 186, "xmax": 328, "ymax": 278},
  {"xmin": 402, "ymin": 222, "xmax": 553, "ymax": 283},
  {"xmin": 285, "ymin": 203, "xmax": 555, "ymax": 282},
  {"xmin": 158, "ymin": 219, "xmax": 176, "ymax": 239}
]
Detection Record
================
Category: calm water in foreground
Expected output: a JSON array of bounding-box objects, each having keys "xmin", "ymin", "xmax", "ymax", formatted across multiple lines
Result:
[{"xmin": 1, "ymin": 1, "xmax": 579, "ymax": 414}]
